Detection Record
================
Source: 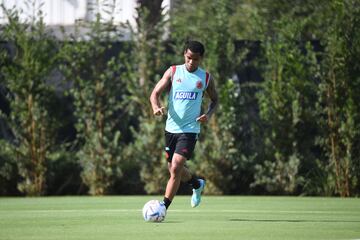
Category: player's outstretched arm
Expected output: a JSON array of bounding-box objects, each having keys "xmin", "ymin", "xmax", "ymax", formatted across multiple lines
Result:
[
  {"xmin": 196, "ymin": 75, "xmax": 218, "ymax": 123},
  {"xmin": 150, "ymin": 67, "xmax": 172, "ymax": 116}
]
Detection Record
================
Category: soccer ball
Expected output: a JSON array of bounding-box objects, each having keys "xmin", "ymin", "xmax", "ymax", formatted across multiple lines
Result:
[{"xmin": 142, "ymin": 200, "xmax": 166, "ymax": 222}]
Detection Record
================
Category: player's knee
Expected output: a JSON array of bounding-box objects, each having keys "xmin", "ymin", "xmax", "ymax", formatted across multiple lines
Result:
[
  {"xmin": 169, "ymin": 154, "xmax": 186, "ymax": 177},
  {"xmin": 169, "ymin": 164, "xmax": 182, "ymax": 177}
]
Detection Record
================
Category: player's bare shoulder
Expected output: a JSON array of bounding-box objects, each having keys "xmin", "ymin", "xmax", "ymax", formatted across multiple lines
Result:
[{"xmin": 151, "ymin": 67, "xmax": 172, "ymax": 95}]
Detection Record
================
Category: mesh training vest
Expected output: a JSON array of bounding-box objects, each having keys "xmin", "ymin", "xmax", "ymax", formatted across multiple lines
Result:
[{"xmin": 165, "ymin": 64, "xmax": 210, "ymax": 133}]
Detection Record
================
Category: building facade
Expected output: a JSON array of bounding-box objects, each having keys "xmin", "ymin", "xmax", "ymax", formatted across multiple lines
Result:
[{"xmin": 0, "ymin": 0, "xmax": 171, "ymax": 39}]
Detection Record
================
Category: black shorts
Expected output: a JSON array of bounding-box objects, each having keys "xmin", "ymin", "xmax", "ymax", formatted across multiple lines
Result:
[{"xmin": 165, "ymin": 131, "xmax": 198, "ymax": 162}]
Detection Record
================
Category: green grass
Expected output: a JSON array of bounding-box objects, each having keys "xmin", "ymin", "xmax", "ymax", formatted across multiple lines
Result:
[{"xmin": 0, "ymin": 196, "xmax": 359, "ymax": 240}]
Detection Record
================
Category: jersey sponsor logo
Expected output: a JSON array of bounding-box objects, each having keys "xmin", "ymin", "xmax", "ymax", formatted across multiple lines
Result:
[{"xmin": 174, "ymin": 91, "xmax": 198, "ymax": 100}]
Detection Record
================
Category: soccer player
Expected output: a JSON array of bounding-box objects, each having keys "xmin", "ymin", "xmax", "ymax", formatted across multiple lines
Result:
[{"xmin": 149, "ymin": 40, "xmax": 218, "ymax": 214}]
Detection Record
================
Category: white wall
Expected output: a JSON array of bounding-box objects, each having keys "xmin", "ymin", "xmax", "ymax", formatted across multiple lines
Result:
[
  {"xmin": 0, "ymin": 0, "xmax": 170, "ymax": 28},
  {"xmin": 0, "ymin": 0, "xmax": 88, "ymax": 25}
]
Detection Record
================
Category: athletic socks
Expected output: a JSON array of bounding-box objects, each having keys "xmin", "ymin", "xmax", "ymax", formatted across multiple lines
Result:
[
  {"xmin": 162, "ymin": 197, "xmax": 172, "ymax": 209},
  {"xmin": 187, "ymin": 175, "xmax": 200, "ymax": 189},
  {"xmin": 162, "ymin": 176, "xmax": 200, "ymax": 209}
]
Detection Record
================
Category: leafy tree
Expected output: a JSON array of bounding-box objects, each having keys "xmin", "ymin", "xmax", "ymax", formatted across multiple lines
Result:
[
  {"xmin": 170, "ymin": 0, "xmax": 249, "ymax": 194},
  {"xmin": 121, "ymin": 0, "xmax": 170, "ymax": 194},
  {"xmin": 316, "ymin": 0, "xmax": 360, "ymax": 196},
  {"xmin": 0, "ymin": 4, "xmax": 60, "ymax": 195},
  {"xmin": 60, "ymin": 7, "xmax": 125, "ymax": 195},
  {"xmin": 251, "ymin": 13, "xmax": 320, "ymax": 194}
]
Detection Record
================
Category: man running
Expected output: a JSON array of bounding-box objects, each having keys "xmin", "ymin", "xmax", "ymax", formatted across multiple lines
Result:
[{"xmin": 150, "ymin": 40, "xmax": 218, "ymax": 217}]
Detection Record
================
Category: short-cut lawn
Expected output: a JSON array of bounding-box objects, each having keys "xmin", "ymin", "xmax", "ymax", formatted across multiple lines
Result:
[{"xmin": 1, "ymin": 196, "xmax": 359, "ymax": 240}]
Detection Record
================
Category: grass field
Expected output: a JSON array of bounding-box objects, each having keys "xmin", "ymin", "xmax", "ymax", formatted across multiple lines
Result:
[{"xmin": 0, "ymin": 196, "xmax": 359, "ymax": 240}]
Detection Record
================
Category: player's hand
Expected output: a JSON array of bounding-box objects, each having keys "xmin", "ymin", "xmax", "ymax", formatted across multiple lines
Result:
[
  {"xmin": 196, "ymin": 114, "xmax": 208, "ymax": 123},
  {"xmin": 153, "ymin": 107, "xmax": 166, "ymax": 116}
]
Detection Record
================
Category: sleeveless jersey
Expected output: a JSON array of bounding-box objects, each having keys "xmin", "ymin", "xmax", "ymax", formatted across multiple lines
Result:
[{"xmin": 165, "ymin": 64, "xmax": 210, "ymax": 133}]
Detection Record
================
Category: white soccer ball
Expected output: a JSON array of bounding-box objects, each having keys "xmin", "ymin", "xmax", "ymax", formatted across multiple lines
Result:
[{"xmin": 142, "ymin": 200, "xmax": 166, "ymax": 222}]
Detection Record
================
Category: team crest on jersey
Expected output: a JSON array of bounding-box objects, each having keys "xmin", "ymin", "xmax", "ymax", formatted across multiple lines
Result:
[
  {"xmin": 196, "ymin": 80, "xmax": 203, "ymax": 89},
  {"xmin": 176, "ymin": 78, "xmax": 182, "ymax": 83},
  {"xmin": 174, "ymin": 91, "xmax": 198, "ymax": 100}
]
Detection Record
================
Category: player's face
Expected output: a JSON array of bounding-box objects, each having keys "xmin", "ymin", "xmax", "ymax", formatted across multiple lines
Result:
[{"xmin": 184, "ymin": 49, "xmax": 202, "ymax": 72}]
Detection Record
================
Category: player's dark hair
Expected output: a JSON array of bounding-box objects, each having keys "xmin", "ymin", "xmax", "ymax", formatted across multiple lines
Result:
[{"xmin": 184, "ymin": 40, "xmax": 205, "ymax": 56}]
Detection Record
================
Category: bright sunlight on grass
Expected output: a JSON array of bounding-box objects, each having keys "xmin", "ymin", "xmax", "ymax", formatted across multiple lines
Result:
[{"xmin": 0, "ymin": 196, "xmax": 359, "ymax": 240}]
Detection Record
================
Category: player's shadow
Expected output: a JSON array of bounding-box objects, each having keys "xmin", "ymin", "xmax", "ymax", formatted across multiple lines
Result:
[
  {"xmin": 229, "ymin": 219, "xmax": 360, "ymax": 223},
  {"xmin": 161, "ymin": 221, "xmax": 183, "ymax": 224}
]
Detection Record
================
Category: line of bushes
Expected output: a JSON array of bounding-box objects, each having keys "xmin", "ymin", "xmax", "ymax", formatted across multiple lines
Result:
[{"xmin": 0, "ymin": 0, "xmax": 359, "ymax": 196}]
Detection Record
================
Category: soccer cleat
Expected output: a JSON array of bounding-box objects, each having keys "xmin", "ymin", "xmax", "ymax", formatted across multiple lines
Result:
[{"xmin": 191, "ymin": 179, "xmax": 205, "ymax": 208}]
